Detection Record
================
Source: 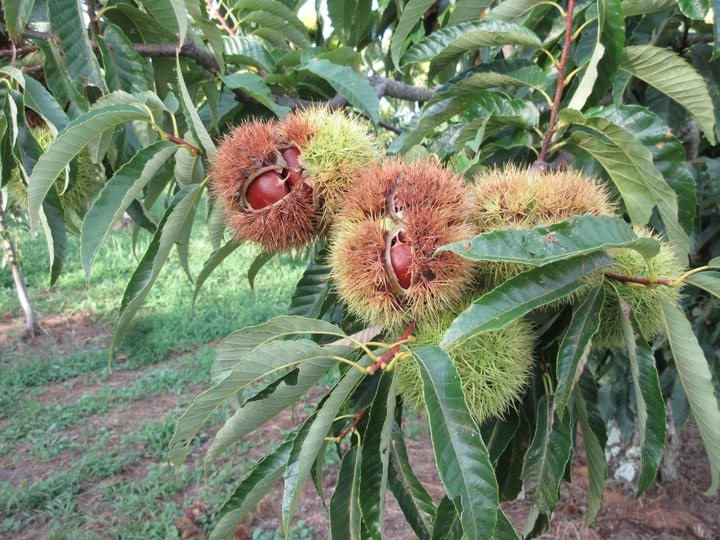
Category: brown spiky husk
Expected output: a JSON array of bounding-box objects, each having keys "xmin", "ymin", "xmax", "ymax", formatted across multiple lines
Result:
[
  {"xmin": 330, "ymin": 159, "xmax": 475, "ymax": 330},
  {"xmin": 210, "ymin": 120, "xmax": 318, "ymax": 252}
]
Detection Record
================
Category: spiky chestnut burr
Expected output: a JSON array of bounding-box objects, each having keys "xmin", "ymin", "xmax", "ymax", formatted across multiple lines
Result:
[
  {"xmin": 470, "ymin": 165, "xmax": 616, "ymax": 295},
  {"xmin": 395, "ymin": 315, "xmax": 536, "ymax": 424},
  {"xmin": 210, "ymin": 120, "xmax": 318, "ymax": 253},
  {"xmin": 330, "ymin": 159, "xmax": 475, "ymax": 330},
  {"xmin": 592, "ymin": 227, "xmax": 686, "ymax": 350},
  {"xmin": 276, "ymin": 107, "xmax": 380, "ymax": 231}
]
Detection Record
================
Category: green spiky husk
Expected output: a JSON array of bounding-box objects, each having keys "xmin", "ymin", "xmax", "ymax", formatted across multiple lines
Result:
[
  {"xmin": 592, "ymin": 227, "xmax": 686, "ymax": 350},
  {"xmin": 330, "ymin": 159, "xmax": 475, "ymax": 331},
  {"xmin": 7, "ymin": 128, "xmax": 102, "ymax": 212},
  {"xmin": 396, "ymin": 316, "xmax": 536, "ymax": 424},
  {"xmin": 209, "ymin": 120, "xmax": 319, "ymax": 252},
  {"xmin": 276, "ymin": 107, "xmax": 380, "ymax": 229}
]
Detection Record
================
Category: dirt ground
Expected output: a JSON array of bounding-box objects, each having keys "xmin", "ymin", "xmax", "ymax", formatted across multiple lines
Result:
[{"xmin": 1, "ymin": 315, "xmax": 719, "ymax": 539}]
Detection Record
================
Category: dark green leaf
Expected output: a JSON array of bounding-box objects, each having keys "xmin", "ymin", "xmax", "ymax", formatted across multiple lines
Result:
[
  {"xmin": 32, "ymin": 40, "xmax": 88, "ymax": 117},
  {"xmin": 104, "ymin": 5, "xmax": 178, "ymax": 43},
  {"xmin": 359, "ymin": 371, "xmax": 396, "ymax": 539},
  {"xmin": 487, "ymin": 0, "xmax": 548, "ymax": 21},
  {"xmin": 685, "ymin": 271, "xmax": 720, "ymax": 298},
  {"xmin": 494, "ymin": 509, "xmax": 520, "ymax": 540},
  {"xmin": 441, "ymin": 215, "xmax": 660, "ymax": 265},
  {"xmin": 388, "ymin": 422, "xmax": 436, "ymax": 540},
  {"xmin": 287, "ymin": 248, "xmax": 333, "ymax": 318},
  {"xmin": 690, "ymin": 44, "xmax": 720, "ymax": 141},
  {"xmin": 621, "ymin": 313, "xmax": 666, "ymax": 497},
  {"xmin": 3, "ymin": 0, "xmax": 36, "ymax": 42},
  {"xmin": 192, "ymin": 240, "xmax": 244, "ymax": 311},
  {"xmin": 555, "ymin": 286, "xmax": 604, "ymax": 419},
  {"xmin": 330, "ymin": 446, "xmax": 363, "ymax": 540},
  {"xmin": 660, "ymin": 299, "xmax": 720, "ymax": 496},
  {"xmin": 81, "ymin": 141, "xmax": 179, "ymax": 283},
  {"xmin": 414, "ymin": 345, "xmax": 499, "ymax": 539},
  {"xmin": 240, "ymin": 1, "xmax": 312, "ymax": 48},
  {"xmin": 621, "ymin": 0, "xmax": 676, "ymax": 15},
  {"xmin": 143, "ymin": 0, "xmax": 187, "ymax": 39},
  {"xmin": 41, "ymin": 187, "xmax": 66, "ymax": 287},
  {"xmin": 449, "ymin": 0, "xmax": 493, "ymax": 24},
  {"xmin": 440, "ymin": 252, "xmax": 615, "ymax": 349},
  {"xmin": 247, "ymin": 251, "xmax": 274, "ymax": 291},
  {"xmin": 176, "ymin": 56, "xmax": 216, "ymax": 156},
  {"xmin": 521, "ymin": 395, "xmax": 573, "ymax": 514},
  {"xmin": 431, "ymin": 496, "xmax": 463, "ymax": 540},
  {"xmin": 100, "ymin": 24, "xmax": 149, "ymax": 93},
  {"xmin": 677, "ymin": 0, "xmax": 709, "ymax": 18},
  {"xmin": 224, "ymin": 36, "xmax": 277, "ymax": 72},
  {"xmin": 299, "ymin": 59, "xmax": 379, "ymax": 124},
  {"xmin": 390, "ymin": 0, "xmax": 437, "ymax": 70},
  {"xmin": 219, "ymin": 72, "xmax": 289, "ymax": 117}
]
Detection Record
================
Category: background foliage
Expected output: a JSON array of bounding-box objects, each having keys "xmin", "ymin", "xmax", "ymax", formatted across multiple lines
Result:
[{"xmin": 1, "ymin": 0, "xmax": 720, "ymax": 538}]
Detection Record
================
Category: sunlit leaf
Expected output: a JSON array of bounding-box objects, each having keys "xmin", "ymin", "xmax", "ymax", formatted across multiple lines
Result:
[{"xmin": 391, "ymin": 0, "xmax": 436, "ymax": 70}]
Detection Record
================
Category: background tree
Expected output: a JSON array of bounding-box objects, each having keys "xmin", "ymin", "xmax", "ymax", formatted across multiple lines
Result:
[{"xmin": 1, "ymin": 0, "xmax": 719, "ymax": 538}]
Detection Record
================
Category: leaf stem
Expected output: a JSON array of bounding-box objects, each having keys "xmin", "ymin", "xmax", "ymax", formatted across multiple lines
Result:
[
  {"xmin": 367, "ymin": 321, "xmax": 415, "ymax": 375},
  {"xmin": 336, "ymin": 408, "xmax": 368, "ymax": 443},
  {"xmin": 535, "ymin": 0, "xmax": 577, "ymax": 166}
]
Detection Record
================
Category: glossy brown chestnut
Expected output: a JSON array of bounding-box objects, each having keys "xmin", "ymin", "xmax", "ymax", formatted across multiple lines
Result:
[
  {"xmin": 281, "ymin": 147, "xmax": 304, "ymax": 187},
  {"xmin": 390, "ymin": 242, "xmax": 413, "ymax": 290},
  {"xmin": 246, "ymin": 170, "xmax": 290, "ymax": 210}
]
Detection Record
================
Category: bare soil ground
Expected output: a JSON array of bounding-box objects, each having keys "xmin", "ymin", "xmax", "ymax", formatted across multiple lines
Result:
[{"xmin": 1, "ymin": 314, "xmax": 719, "ymax": 539}]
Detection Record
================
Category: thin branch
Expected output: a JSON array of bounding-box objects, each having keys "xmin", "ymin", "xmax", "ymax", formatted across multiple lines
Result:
[
  {"xmin": 337, "ymin": 409, "xmax": 367, "ymax": 443},
  {"xmin": 367, "ymin": 321, "xmax": 415, "ymax": 375},
  {"xmin": 604, "ymin": 272, "xmax": 673, "ymax": 287},
  {"xmin": 0, "ymin": 45, "xmax": 37, "ymax": 58},
  {"xmin": 206, "ymin": 0, "xmax": 236, "ymax": 36},
  {"xmin": 85, "ymin": 0, "xmax": 101, "ymax": 37},
  {"xmin": 535, "ymin": 0, "xmax": 577, "ymax": 167}
]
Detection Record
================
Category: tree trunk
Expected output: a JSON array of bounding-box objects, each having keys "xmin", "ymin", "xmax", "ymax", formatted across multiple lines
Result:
[{"xmin": 0, "ymin": 205, "xmax": 40, "ymax": 336}]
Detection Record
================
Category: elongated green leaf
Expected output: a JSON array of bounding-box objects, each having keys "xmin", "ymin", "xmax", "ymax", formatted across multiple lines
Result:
[
  {"xmin": 391, "ymin": 0, "xmax": 436, "ymax": 70},
  {"xmin": 397, "ymin": 96, "xmax": 476, "ymax": 153},
  {"xmin": 209, "ymin": 436, "xmax": 293, "ymax": 540},
  {"xmin": 573, "ymin": 368, "xmax": 607, "ymax": 526},
  {"xmin": 49, "ymin": 0, "xmax": 106, "ymax": 94},
  {"xmin": 359, "ymin": 371, "xmax": 396, "ymax": 539},
  {"xmin": 237, "ymin": 0, "xmax": 311, "ymax": 46},
  {"xmin": 243, "ymin": 11, "xmax": 311, "ymax": 49},
  {"xmin": 170, "ymin": 340, "xmax": 350, "ymax": 466},
  {"xmin": 561, "ymin": 109, "xmax": 690, "ymax": 258},
  {"xmin": 246, "ymin": 251, "xmax": 273, "ymax": 292},
  {"xmin": 219, "ymin": 72, "xmax": 289, "ymax": 117},
  {"xmin": 300, "ymin": 59, "xmax": 379, "ymax": 124},
  {"xmin": 441, "ymin": 252, "xmax": 615, "ymax": 349},
  {"xmin": 690, "ymin": 44, "xmax": 720, "ymax": 141},
  {"xmin": 621, "ymin": 0, "xmax": 676, "ymax": 15},
  {"xmin": 281, "ymin": 355, "xmax": 371, "ymax": 532},
  {"xmin": 33, "ymin": 39, "xmax": 88, "ymax": 117},
  {"xmin": 431, "ymin": 496, "xmax": 463, "ymax": 540},
  {"xmin": 176, "ymin": 56, "xmax": 216, "ymax": 157},
  {"xmin": 192, "ymin": 240, "xmax": 244, "ymax": 311},
  {"xmin": 388, "ymin": 422, "xmax": 436, "ymax": 540},
  {"xmin": 143, "ymin": 0, "xmax": 187, "ymax": 41},
  {"xmin": 429, "ymin": 59, "xmax": 548, "ymax": 105},
  {"xmin": 100, "ymin": 24, "xmax": 149, "ymax": 93},
  {"xmin": 224, "ymin": 36, "xmax": 277, "ymax": 72},
  {"xmin": 685, "ymin": 271, "xmax": 720, "ymax": 298},
  {"xmin": 522, "ymin": 395, "xmax": 574, "ymax": 514},
  {"xmin": 287, "ymin": 248, "xmax": 333, "ymax": 318},
  {"xmin": 81, "ymin": 141, "xmax": 179, "ymax": 283},
  {"xmin": 330, "ymin": 446, "xmax": 363, "ymax": 540},
  {"xmin": 402, "ymin": 20, "xmax": 542, "ymax": 79},
  {"xmin": 3, "ymin": 0, "xmax": 35, "ymax": 42},
  {"xmin": 111, "ymin": 184, "xmax": 203, "ymax": 357},
  {"xmin": 20, "ymin": 74, "xmax": 69, "ymax": 133},
  {"xmin": 620, "ymin": 45, "xmax": 716, "ymax": 144},
  {"xmin": 205, "ymin": 357, "xmax": 340, "ymax": 466},
  {"xmin": 488, "ymin": 0, "xmax": 548, "ymax": 21},
  {"xmin": 414, "ymin": 345, "xmax": 499, "ymax": 540},
  {"xmin": 621, "ymin": 313, "xmax": 666, "ymax": 497},
  {"xmin": 104, "ymin": 4, "xmax": 178, "ymax": 43},
  {"xmin": 677, "ymin": 0, "xmax": 709, "ymax": 18},
  {"xmin": 449, "ymin": 0, "xmax": 493, "ymax": 24},
  {"xmin": 441, "ymin": 215, "xmax": 660, "ymax": 265},
  {"xmin": 494, "ymin": 509, "xmax": 520, "ymax": 540},
  {"xmin": 660, "ymin": 300, "xmax": 720, "ymax": 496},
  {"xmin": 569, "ymin": 0, "xmax": 624, "ymax": 110},
  {"xmin": 27, "ymin": 104, "xmax": 151, "ymax": 233},
  {"xmin": 555, "ymin": 286, "xmax": 604, "ymax": 419},
  {"xmin": 211, "ymin": 316, "xmax": 351, "ymax": 378},
  {"xmin": 41, "ymin": 187, "xmax": 66, "ymax": 287}
]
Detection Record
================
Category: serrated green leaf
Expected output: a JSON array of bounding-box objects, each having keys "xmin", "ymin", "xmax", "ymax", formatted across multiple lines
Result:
[
  {"xmin": 100, "ymin": 24, "xmax": 149, "ymax": 93},
  {"xmin": 620, "ymin": 45, "xmax": 716, "ymax": 145},
  {"xmin": 224, "ymin": 36, "xmax": 277, "ymax": 72},
  {"xmin": 441, "ymin": 215, "xmax": 660, "ymax": 265},
  {"xmin": 248, "ymin": 251, "xmax": 273, "ymax": 291},
  {"xmin": 287, "ymin": 248, "xmax": 333, "ymax": 318},
  {"xmin": 391, "ymin": 0, "xmax": 437, "ymax": 70},
  {"xmin": 330, "ymin": 446, "xmax": 363, "ymax": 540},
  {"xmin": 621, "ymin": 0, "xmax": 676, "ymax": 15},
  {"xmin": 449, "ymin": 0, "xmax": 493, "ymax": 24},
  {"xmin": 81, "ymin": 141, "xmax": 179, "ymax": 283},
  {"xmin": 33, "ymin": 39, "xmax": 88, "ymax": 117},
  {"xmin": 397, "ymin": 96, "xmax": 475, "ymax": 153},
  {"xmin": 104, "ymin": 4, "xmax": 178, "ymax": 43},
  {"xmin": 522, "ymin": 395, "xmax": 574, "ymax": 514},
  {"xmin": 429, "ymin": 59, "xmax": 548, "ymax": 106},
  {"xmin": 494, "ymin": 509, "xmax": 520, "ymax": 540},
  {"xmin": 191, "ymin": 240, "xmax": 243, "ymax": 311},
  {"xmin": 555, "ymin": 286, "xmax": 604, "ymax": 419},
  {"xmin": 487, "ymin": 0, "xmax": 548, "ymax": 21},
  {"xmin": 359, "ymin": 371, "xmax": 396, "ymax": 539},
  {"xmin": 210, "ymin": 316, "xmax": 351, "ymax": 378},
  {"xmin": 388, "ymin": 422, "xmax": 436, "ymax": 540},
  {"xmin": 143, "ymin": 0, "xmax": 187, "ymax": 41},
  {"xmin": 176, "ymin": 56, "xmax": 216, "ymax": 157},
  {"xmin": 281, "ymin": 355, "xmax": 371, "ymax": 532},
  {"xmin": 205, "ymin": 357, "xmax": 340, "ymax": 466},
  {"xmin": 573, "ymin": 368, "xmax": 607, "ymax": 526},
  {"xmin": 240, "ymin": 4, "xmax": 312, "ymax": 49},
  {"xmin": 40, "ymin": 187, "xmax": 66, "ymax": 287},
  {"xmin": 660, "ymin": 299, "xmax": 720, "ymax": 496},
  {"xmin": 561, "ymin": 110, "xmax": 690, "ymax": 258},
  {"xmin": 111, "ymin": 184, "xmax": 204, "ymax": 357},
  {"xmin": 208, "ymin": 436, "xmax": 293, "ymax": 540},
  {"xmin": 299, "ymin": 59, "xmax": 379, "ymax": 124},
  {"xmin": 431, "ymin": 496, "xmax": 463, "ymax": 540},
  {"xmin": 27, "ymin": 103, "xmax": 151, "ymax": 234},
  {"xmin": 402, "ymin": 20, "xmax": 542, "ymax": 79},
  {"xmin": 622, "ymin": 314, "xmax": 666, "ymax": 497},
  {"xmin": 685, "ymin": 271, "xmax": 720, "ymax": 298},
  {"xmin": 677, "ymin": 0, "xmax": 710, "ymax": 18},
  {"xmin": 569, "ymin": 0, "xmax": 624, "ymax": 110},
  {"xmin": 413, "ymin": 345, "xmax": 499, "ymax": 540},
  {"xmin": 440, "ymin": 252, "xmax": 615, "ymax": 348},
  {"xmin": 219, "ymin": 72, "xmax": 289, "ymax": 117},
  {"xmin": 690, "ymin": 44, "xmax": 720, "ymax": 141},
  {"xmin": 3, "ymin": 0, "xmax": 36, "ymax": 43}
]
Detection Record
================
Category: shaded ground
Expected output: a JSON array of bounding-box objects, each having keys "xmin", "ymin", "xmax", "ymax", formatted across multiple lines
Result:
[{"xmin": 1, "ymin": 314, "xmax": 718, "ymax": 539}]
